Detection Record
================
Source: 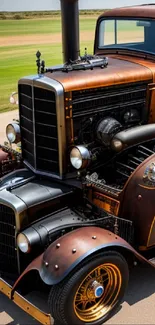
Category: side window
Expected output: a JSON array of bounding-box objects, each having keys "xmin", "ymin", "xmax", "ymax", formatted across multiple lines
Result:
[
  {"xmin": 117, "ymin": 20, "xmax": 144, "ymax": 44},
  {"xmin": 99, "ymin": 20, "xmax": 115, "ymax": 47}
]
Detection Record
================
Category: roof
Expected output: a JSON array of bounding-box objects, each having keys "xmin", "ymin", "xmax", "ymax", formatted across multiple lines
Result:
[{"xmin": 99, "ymin": 4, "xmax": 155, "ymax": 19}]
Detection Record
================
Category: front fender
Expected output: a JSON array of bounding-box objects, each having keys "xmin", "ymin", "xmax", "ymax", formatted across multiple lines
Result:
[{"xmin": 13, "ymin": 226, "xmax": 150, "ymax": 292}]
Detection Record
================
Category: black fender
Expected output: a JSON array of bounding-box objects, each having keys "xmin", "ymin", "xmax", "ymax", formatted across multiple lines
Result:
[{"xmin": 12, "ymin": 226, "xmax": 154, "ymax": 292}]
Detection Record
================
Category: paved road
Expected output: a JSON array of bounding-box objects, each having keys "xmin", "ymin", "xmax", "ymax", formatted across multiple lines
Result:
[{"xmin": 0, "ymin": 110, "xmax": 155, "ymax": 325}]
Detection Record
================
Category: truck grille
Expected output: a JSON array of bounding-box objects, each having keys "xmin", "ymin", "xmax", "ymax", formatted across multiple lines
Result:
[
  {"xmin": 0, "ymin": 205, "xmax": 18, "ymax": 274},
  {"xmin": 19, "ymin": 84, "xmax": 59, "ymax": 174},
  {"xmin": 72, "ymin": 81, "xmax": 149, "ymax": 122}
]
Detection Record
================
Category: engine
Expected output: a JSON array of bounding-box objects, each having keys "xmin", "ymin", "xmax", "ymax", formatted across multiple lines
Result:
[{"xmin": 85, "ymin": 141, "xmax": 155, "ymax": 194}]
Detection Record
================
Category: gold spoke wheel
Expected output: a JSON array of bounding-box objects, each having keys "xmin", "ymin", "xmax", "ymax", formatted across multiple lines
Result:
[
  {"xmin": 48, "ymin": 252, "xmax": 129, "ymax": 325},
  {"xmin": 74, "ymin": 263, "xmax": 122, "ymax": 322}
]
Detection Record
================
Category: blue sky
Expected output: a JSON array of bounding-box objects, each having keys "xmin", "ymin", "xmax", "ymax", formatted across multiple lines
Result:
[{"xmin": 1, "ymin": 0, "xmax": 155, "ymax": 11}]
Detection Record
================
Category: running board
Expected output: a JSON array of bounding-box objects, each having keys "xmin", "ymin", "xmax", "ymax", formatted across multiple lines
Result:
[{"xmin": 0, "ymin": 278, "xmax": 52, "ymax": 325}]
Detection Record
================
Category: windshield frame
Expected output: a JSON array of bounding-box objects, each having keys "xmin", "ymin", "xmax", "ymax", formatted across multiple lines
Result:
[{"xmin": 95, "ymin": 17, "xmax": 155, "ymax": 57}]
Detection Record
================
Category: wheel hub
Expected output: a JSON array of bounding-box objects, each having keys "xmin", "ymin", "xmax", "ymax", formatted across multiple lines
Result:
[
  {"xmin": 74, "ymin": 263, "xmax": 122, "ymax": 322},
  {"xmin": 87, "ymin": 280, "xmax": 104, "ymax": 298}
]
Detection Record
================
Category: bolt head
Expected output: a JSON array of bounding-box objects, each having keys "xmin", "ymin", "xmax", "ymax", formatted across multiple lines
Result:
[{"xmin": 45, "ymin": 261, "xmax": 49, "ymax": 267}]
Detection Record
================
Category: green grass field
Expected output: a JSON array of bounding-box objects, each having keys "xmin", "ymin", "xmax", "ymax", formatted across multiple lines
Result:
[
  {"xmin": 0, "ymin": 16, "xmax": 96, "ymax": 112},
  {"xmin": 0, "ymin": 17, "xmax": 97, "ymax": 36}
]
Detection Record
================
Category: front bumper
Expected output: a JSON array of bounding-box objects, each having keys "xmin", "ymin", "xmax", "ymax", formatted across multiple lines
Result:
[{"xmin": 0, "ymin": 278, "xmax": 52, "ymax": 325}]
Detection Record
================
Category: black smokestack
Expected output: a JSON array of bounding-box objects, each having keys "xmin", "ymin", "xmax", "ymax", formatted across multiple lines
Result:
[{"xmin": 60, "ymin": 0, "xmax": 80, "ymax": 63}]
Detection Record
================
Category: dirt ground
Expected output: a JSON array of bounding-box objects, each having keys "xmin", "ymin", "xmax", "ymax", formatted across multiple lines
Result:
[
  {"xmin": 0, "ymin": 30, "xmax": 143, "ymax": 47},
  {"xmin": 0, "ymin": 31, "xmax": 95, "ymax": 46}
]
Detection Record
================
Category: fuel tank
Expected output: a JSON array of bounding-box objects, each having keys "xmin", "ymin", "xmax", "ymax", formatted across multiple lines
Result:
[{"xmin": 120, "ymin": 153, "xmax": 155, "ymax": 250}]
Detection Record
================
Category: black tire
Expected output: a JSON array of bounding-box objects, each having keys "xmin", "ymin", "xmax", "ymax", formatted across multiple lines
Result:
[{"xmin": 48, "ymin": 251, "xmax": 129, "ymax": 325}]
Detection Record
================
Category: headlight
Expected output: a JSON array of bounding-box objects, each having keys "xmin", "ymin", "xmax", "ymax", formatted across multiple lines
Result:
[
  {"xmin": 17, "ymin": 233, "xmax": 31, "ymax": 253},
  {"xmin": 70, "ymin": 145, "xmax": 90, "ymax": 170},
  {"xmin": 6, "ymin": 123, "xmax": 20, "ymax": 144}
]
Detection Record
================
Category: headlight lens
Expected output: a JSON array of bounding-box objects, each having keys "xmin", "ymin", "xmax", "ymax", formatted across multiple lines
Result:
[
  {"xmin": 6, "ymin": 123, "xmax": 20, "ymax": 144},
  {"xmin": 70, "ymin": 145, "xmax": 90, "ymax": 170},
  {"xmin": 17, "ymin": 233, "xmax": 30, "ymax": 253}
]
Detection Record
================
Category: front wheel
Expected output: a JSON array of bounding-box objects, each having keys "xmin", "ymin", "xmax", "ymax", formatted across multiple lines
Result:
[{"xmin": 48, "ymin": 251, "xmax": 129, "ymax": 325}]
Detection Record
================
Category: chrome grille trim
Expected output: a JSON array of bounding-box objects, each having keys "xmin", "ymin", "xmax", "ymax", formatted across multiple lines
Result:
[{"xmin": 18, "ymin": 76, "xmax": 65, "ymax": 178}]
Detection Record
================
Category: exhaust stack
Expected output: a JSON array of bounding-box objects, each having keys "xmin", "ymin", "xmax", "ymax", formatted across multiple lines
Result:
[{"xmin": 60, "ymin": 0, "xmax": 80, "ymax": 63}]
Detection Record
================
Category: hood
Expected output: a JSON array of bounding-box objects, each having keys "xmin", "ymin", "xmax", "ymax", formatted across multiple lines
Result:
[{"xmin": 45, "ymin": 56, "xmax": 154, "ymax": 92}]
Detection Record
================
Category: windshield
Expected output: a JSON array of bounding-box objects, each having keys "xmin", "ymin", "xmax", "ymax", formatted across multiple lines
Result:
[{"xmin": 98, "ymin": 18, "xmax": 155, "ymax": 54}]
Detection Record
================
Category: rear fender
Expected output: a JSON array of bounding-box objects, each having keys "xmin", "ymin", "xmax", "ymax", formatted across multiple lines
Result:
[{"xmin": 12, "ymin": 226, "xmax": 152, "ymax": 292}]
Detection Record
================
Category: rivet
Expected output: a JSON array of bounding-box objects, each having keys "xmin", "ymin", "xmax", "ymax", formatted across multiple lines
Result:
[
  {"xmin": 45, "ymin": 261, "xmax": 49, "ymax": 267},
  {"xmin": 138, "ymin": 194, "xmax": 142, "ymax": 200},
  {"xmin": 115, "ymin": 236, "xmax": 118, "ymax": 239},
  {"xmin": 72, "ymin": 248, "xmax": 76, "ymax": 254},
  {"xmin": 134, "ymin": 261, "xmax": 137, "ymax": 266},
  {"xmin": 56, "ymin": 243, "xmax": 60, "ymax": 248},
  {"xmin": 92, "ymin": 236, "xmax": 97, "ymax": 240},
  {"xmin": 55, "ymin": 265, "xmax": 59, "ymax": 270}
]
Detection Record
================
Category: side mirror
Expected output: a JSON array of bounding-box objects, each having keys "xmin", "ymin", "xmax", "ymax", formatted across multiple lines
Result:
[{"xmin": 136, "ymin": 21, "xmax": 151, "ymax": 27}]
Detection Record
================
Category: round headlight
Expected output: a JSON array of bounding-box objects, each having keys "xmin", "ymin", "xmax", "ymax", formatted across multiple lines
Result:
[
  {"xmin": 17, "ymin": 233, "xmax": 31, "ymax": 253},
  {"xmin": 70, "ymin": 145, "xmax": 90, "ymax": 170},
  {"xmin": 6, "ymin": 123, "xmax": 20, "ymax": 144}
]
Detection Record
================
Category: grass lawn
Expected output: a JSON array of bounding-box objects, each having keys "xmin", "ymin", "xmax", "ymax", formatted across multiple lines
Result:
[
  {"xmin": 0, "ymin": 17, "xmax": 97, "ymax": 36},
  {"xmin": 0, "ymin": 16, "xmax": 96, "ymax": 112}
]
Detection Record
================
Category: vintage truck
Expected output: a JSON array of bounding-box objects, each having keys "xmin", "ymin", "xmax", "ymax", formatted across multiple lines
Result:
[{"xmin": 2, "ymin": 1, "xmax": 155, "ymax": 324}]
